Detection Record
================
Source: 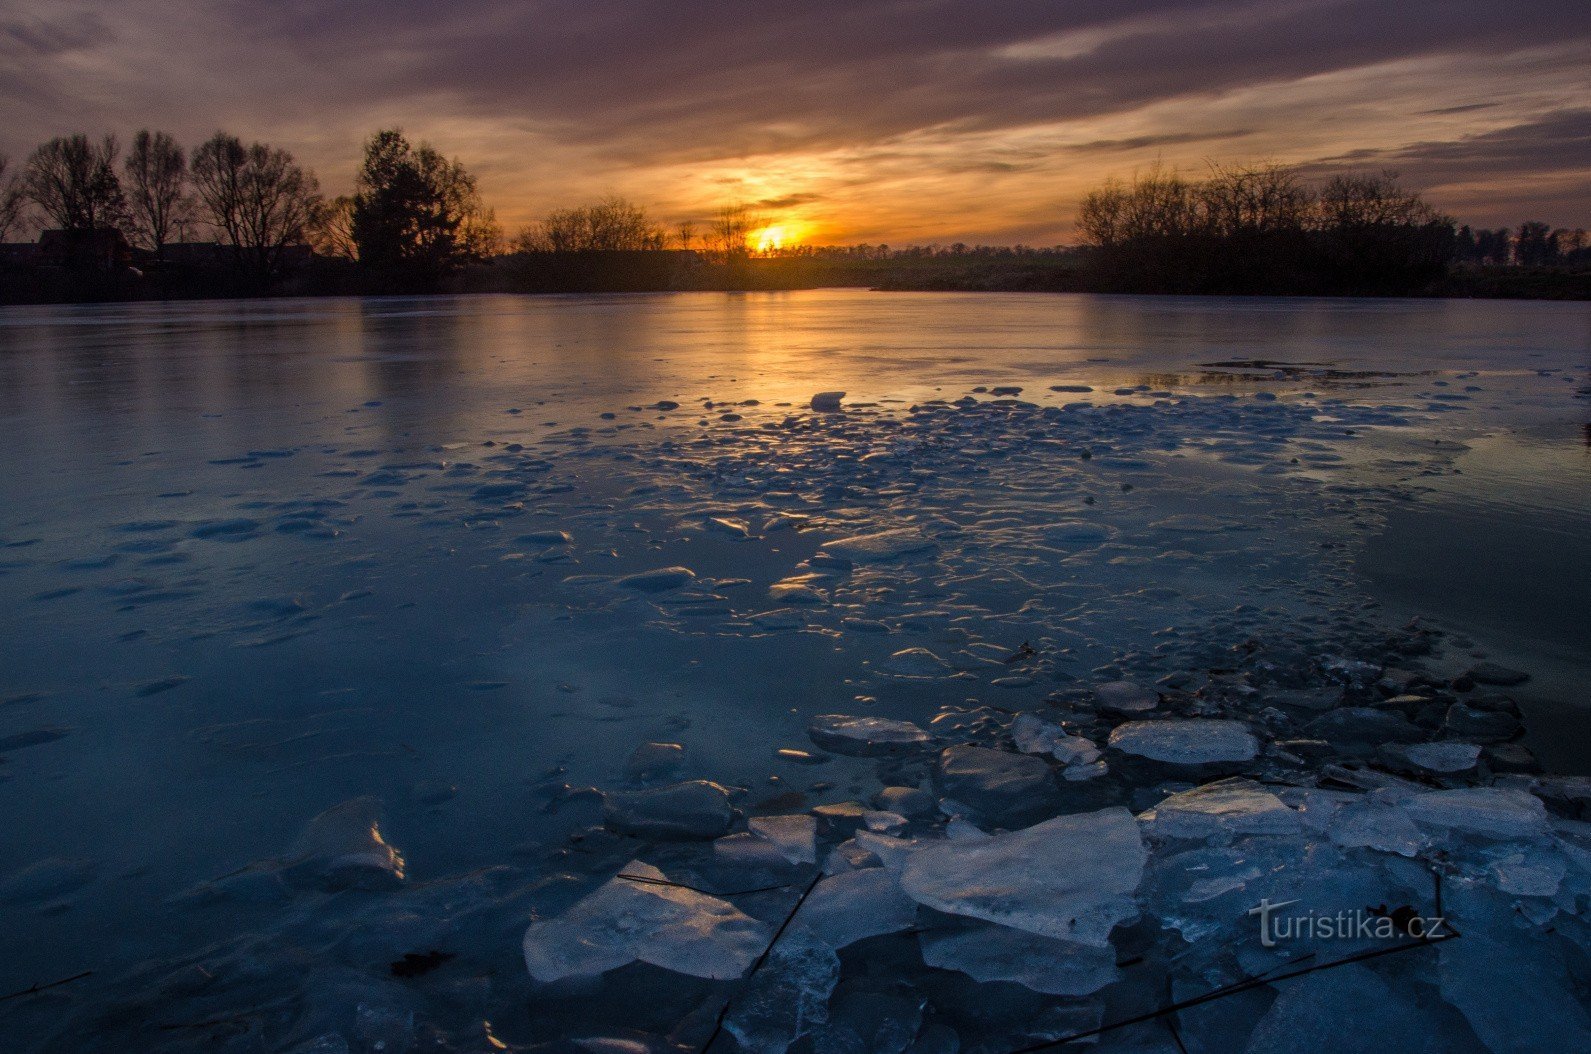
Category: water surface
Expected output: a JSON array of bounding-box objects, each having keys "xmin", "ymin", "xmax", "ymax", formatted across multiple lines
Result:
[{"xmin": 1, "ymin": 290, "xmax": 1587, "ymax": 1048}]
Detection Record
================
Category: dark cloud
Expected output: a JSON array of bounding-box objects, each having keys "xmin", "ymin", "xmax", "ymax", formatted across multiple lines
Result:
[
  {"xmin": 1306, "ymin": 110, "xmax": 1591, "ymax": 184},
  {"xmin": 1068, "ymin": 129, "xmax": 1252, "ymax": 152},
  {"xmin": 0, "ymin": 0, "xmax": 1587, "ymax": 234},
  {"xmin": 753, "ymin": 192, "xmax": 822, "ymax": 209}
]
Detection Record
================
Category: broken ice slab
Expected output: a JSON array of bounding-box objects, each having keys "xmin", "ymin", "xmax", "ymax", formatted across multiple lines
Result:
[
  {"xmin": 808, "ymin": 714, "xmax": 931, "ymax": 756},
  {"xmin": 1379, "ymin": 740, "xmax": 1481, "ymax": 776},
  {"xmin": 602, "ymin": 780, "xmax": 735, "ymax": 839},
  {"xmin": 1244, "ymin": 962, "xmax": 1446, "ymax": 1054},
  {"xmin": 919, "ymin": 920, "xmax": 1119, "ymax": 996},
  {"xmin": 1009, "ymin": 712, "xmax": 1101, "ymax": 768},
  {"xmin": 797, "ymin": 868, "xmax": 920, "ymax": 950},
  {"xmin": 933, "ymin": 745, "xmax": 1059, "ymax": 827},
  {"xmin": 1139, "ymin": 778, "xmax": 1304, "ymax": 840},
  {"xmin": 817, "ymin": 528, "xmax": 934, "ymax": 563},
  {"xmin": 615, "ymin": 566, "xmax": 696, "ymax": 592},
  {"xmin": 722, "ymin": 927, "xmax": 840, "ymax": 1054},
  {"xmin": 623, "ymin": 741, "xmax": 686, "ymax": 784},
  {"xmin": 282, "ymin": 796, "xmax": 405, "ymax": 891},
  {"xmin": 900, "ymin": 807, "xmax": 1146, "ymax": 945},
  {"xmin": 522, "ymin": 861, "xmax": 770, "ymax": 982},
  {"xmin": 1403, "ymin": 787, "xmax": 1551, "ymax": 840},
  {"xmin": 747, "ymin": 814, "xmax": 818, "ymax": 864},
  {"xmin": 1094, "ymin": 680, "xmax": 1159, "ymax": 714},
  {"xmin": 882, "ymin": 646, "xmax": 952, "ymax": 677},
  {"xmin": 1107, "ymin": 719, "xmax": 1259, "ymax": 765}
]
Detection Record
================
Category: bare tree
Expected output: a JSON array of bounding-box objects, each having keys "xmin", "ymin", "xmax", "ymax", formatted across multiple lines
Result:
[
  {"xmin": 709, "ymin": 203, "xmax": 762, "ymax": 261},
  {"xmin": 1313, "ymin": 171, "xmax": 1441, "ymax": 229},
  {"xmin": 309, "ymin": 194, "xmax": 358, "ymax": 260},
  {"xmin": 24, "ymin": 134, "xmax": 125, "ymax": 232},
  {"xmin": 676, "ymin": 220, "xmax": 696, "ymax": 251},
  {"xmin": 123, "ymin": 130, "xmax": 189, "ymax": 261},
  {"xmin": 1198, "ymin": 162, "xmax": 1310, "ymax": 236},
  {"xmin": 191, "ymin": 132, "xmax": 320, "ymax": 284},
  {"xmin": 1075, "ymin": 165, "xmax": 1196, "ymax": 246},
  {"xmin": 522, "ymin": 197, "xmax": 666, "ymax": 252},
  {"xmin": 0, "ymin": 156, "xmax": 26, "ymax": 242}
]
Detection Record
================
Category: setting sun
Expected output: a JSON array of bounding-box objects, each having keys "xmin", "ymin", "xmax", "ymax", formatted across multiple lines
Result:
[{"xmin": 752, "ymin": 223, "xmax": 799, "ymax": 253}]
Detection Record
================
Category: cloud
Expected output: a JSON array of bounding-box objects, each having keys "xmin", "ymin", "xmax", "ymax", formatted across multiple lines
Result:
[{"xmin": 0, "ymin": 0, "xmax": 1587, "ymax": 237}]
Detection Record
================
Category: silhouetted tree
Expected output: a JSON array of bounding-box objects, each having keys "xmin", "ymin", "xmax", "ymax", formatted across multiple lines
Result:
[
  {"xmin": 1515, "ymin": 221, "xmax": 1556, "ymax": 266},
  {"xmin": 123, "ymin": 130, "xmax": 189, "ymax": 261},
  {"xmin": 191, "ymin": 132, "xmax": 320, "ymax": 286},
  {"xmin": 709, "ymin": 203, "xmax": 762, "ymax": 262},
  {"xmin": 677, "ymin": 220, "xmax": 696, "ymax": 251},
  {"xmin": 519, "ymin": 197, "xmax": 666, "ymax": 252},
  {"xmin": 309, "ymin": 194, "xmax": 358, "ymax": 260},
  {"xmin": 0, "ymin": 156, "xmax": 25, "ymax": 242},
  {"xmin": 1076, "ymin": 163, "xmax": 1452, "ymax": 295},
  {"xmin": 1197, "ymin": 162, "xmax": 1311, "ymax": 236},
  {"xmin": 24, "ymin": 134, "xmax": 125, "ymax": 232},
  {"xmin": 350, "ymin": 129, "xmax": 493, "ymax": 286}
]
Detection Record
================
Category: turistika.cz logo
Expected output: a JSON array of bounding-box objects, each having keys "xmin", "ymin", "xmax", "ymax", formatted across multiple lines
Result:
[{"xmin": 1247, "ymin": 897, "xmax": 1451, "ymax": 948}]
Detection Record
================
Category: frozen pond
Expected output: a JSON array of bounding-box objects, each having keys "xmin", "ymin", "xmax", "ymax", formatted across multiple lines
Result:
[{"xmin": 0, "ymin": 291, "xmax": 1588, "ymax": 1051}]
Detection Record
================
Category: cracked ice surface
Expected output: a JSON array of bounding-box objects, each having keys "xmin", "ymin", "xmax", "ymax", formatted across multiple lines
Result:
[{"xmin": 2, "ymin": 295, "xmax": 1589, "ymax": 1052}]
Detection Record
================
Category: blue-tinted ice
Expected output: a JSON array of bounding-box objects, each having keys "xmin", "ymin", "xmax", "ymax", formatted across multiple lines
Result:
[{"xmin": 0, "ymin": 292, "xmax": 1588, "ymax": 1051}]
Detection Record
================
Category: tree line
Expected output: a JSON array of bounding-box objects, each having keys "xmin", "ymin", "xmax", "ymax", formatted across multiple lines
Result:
[
  {"xmin": 0, "ymin": 126, "xmax": 789, "ymax": 294},
  {"xmin": 1072, "ymin": 162, "xmax": 1587, "ymax": 295},
  {"xmin": 1, "ymin": 130, "xmax": 1584, "ymax": 301}
]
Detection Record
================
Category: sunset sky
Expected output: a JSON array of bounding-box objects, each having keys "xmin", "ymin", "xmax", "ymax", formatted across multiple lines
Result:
[{"xmin": 2, "ymin": 0, "xmax": 1588, "ymax": 244}]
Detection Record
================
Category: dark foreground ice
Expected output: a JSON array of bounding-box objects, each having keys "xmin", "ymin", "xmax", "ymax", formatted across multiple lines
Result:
[{"xmin": 0, "ymin": 292, "xmax": 1588, "ymax": 1052}]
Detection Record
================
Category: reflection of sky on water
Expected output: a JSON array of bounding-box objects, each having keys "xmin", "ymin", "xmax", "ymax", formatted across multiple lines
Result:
[{"xmin": 0, "ymin": 290, "xmax": 1587, "ymax": 1036}]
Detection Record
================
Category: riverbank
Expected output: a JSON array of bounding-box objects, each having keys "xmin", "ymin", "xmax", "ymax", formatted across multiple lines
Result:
[{"xmin": 5, "ymin": 254, "xmax": 1588, "ymax": 306}]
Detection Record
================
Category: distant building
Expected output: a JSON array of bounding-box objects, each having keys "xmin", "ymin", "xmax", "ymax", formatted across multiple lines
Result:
[
  {"xmin": 36, "ymin": 229, "xmax": 133, "ymax": 271},
  {"xmin": 0, "ymin": 242, "xmax": 40, "ymax": 266}
]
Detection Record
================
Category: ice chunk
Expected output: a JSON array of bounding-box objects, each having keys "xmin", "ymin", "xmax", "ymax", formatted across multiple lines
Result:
[
  {"xmin": 716, "ymin": 832, "xmax": 796, "ymax": 870},
  {"xmin": 1328, "ymin": 793, "xmax": 1429, "ymax": 857},
  {"xmin": 1095, "ymin": 680, "xmax": 1159, "ymax": 714},
  {"xmin": 798, "ymin": 868, "xmax": 919, "ymax": 949},
  {"xmin": 1403, "ymin": 787, "xmax": 1550, "ymax": 840},
  {"xmin": 1464, "ymin": 661, "xmax": 1530, "ymax": 686},
  {"xmin": 623, "ymin": 742, "xmax": 686, "ymax": 784},
  {"xmin": 284, "ymin": 796, "xmax": 405, "ymax": 890},
  {"xmin": 811, "ymin": 989, "xmax": 925, "ymax": 1054},
  {"xmin": 1302, "ymin": 707, "xmax": 1421, "ymax": 750},
  {"xmin": 883, "ymin": 646, "xmax": 951, "ymax": 677},
  {"xmin": 723, "ymin": 927, "xmax": 840, "ymax": 1053},
  {"xmin": 1009, "ymin": 713, "xmax": 1100, "ymax": 769},
  {"xmin": 749, "ymin": 814, "xmax": 818, "ymax": 864},
  {"xmin": 1245, "ymin": 963, "xmax": 1445, "ymax": 1054},
  {"xmin": 820, "ymin": 528, "xmax": 934, "ymax": 563},
  {"xmin": 1487, "ymin": 847, "xmax": 1567, "ymax": 897},
  {"xmin": 1440, "ymin": 931, "xmax": 1591, "ymax": 1052},
  {"xmin": 810, "ymin": 391, "xmax": 846, "ymax": 412},
  {"xmin": 615, "ymin": 566, "xmax": 696, "ymax": 592},
  {"xmin": 809, "ymin": 714, "xmax": 930, "ymax": 755},
  {"xmin": 603, "ymin": 780, "xmax": 735, "ymax": 839},
  {"xmin": 707, "ymin": 516, "xmax": 752, "ymax": 537},
  {"xmin": 900, "ymin": 807, "xmax": 1146, "ymax": 944},
  {"xmin": 1108, "ymin": 719, "xmax": 1258, "ymax": 765},
  {"xmin": 769, "ymin": 578, "xmax": 827, "ymax": 605},
  {"xmin": 1040, "ymin": 520, "xmax": 1115, "ymax": 545},
  {"xmin": 919, "ymin": 922, "xmax": 1118, "ymax": 996},
  {"xmin": 1382, "ymin": 741, "xmax": 1481, "ymax": 775},
  {"xmin": 522, "ymin": 861, "xmax": 770, "ymax": 982},
  {"xmin": 875, "ymin": 786, "xmax": 936, "ymax": 819},
  {"xmin": 1141, "ymin": 778, "xmax": 1303, "ymax": 840},
  {"xmin": 933, "ymin": 745, "xmax": 1058, "ymax": 826}
]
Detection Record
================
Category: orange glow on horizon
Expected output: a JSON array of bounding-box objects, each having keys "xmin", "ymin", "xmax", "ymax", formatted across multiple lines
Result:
[{"xmin": 751, "ymin": 222, "xmax": 806, "ymax": 253}]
